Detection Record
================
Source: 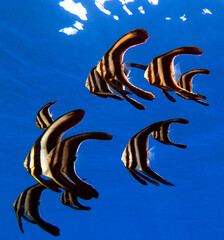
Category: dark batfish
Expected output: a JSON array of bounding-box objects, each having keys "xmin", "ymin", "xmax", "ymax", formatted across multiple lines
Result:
[
  {"xmin": 24, "ymin": 109, "xmax": 85, "ymax": 192},
  {"xmin": 96, "ymin": 29, "xmax": 155, "ymax": 102},
  {"xmin": 144, "ymin": 46, "xmax": 207, "ymax": 101},
  {"xmin": 13, "ymin": 183, "xmax": 60, "ymax": 236},
  {"xmin": 35, "ymin": 100, "xmax": 58, "ymax": 129},
  {"xmin": 48, "ymin": 132, "xmax": 113, "ymax": 200},
  {"xmin": 121, "ymin": 118, "xmax": 189, "ymax": 186}
]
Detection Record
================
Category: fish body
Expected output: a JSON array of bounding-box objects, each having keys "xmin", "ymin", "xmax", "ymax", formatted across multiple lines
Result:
[
  {"xmin": 176, "ymin": 69, "xmax": 210, "ymax": 105},
  {"xmin": 96, "ymin": 29, "xmax": 155, "ymax": 101},
  {"xmin": 86, "ymin": 66, "xmax": 124, "ymax": 100},
  {"xmin": 144, "ymin": 46, "xmax": 206, "ymax": 101},
  {"xmin": 13, "ymin": 183, "xmax": 60, "ymax": 236},
  {"xmin": 122, "ymin": 118, "xmax": 189, "ymax": 186},
  {"xmin": 24, "ymin": 109, "xmax": 85, "ymax": 192},
  {"xmin": 48, "ymin": 132, "xmax": 113, "ymax": 199}
]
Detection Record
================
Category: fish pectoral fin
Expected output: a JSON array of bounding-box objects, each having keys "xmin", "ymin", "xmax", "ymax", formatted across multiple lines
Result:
[
  {"xmin": 132, "ymin": 168, "xmax": 160, "ymax": 186},
  {"xmin": 94, "ymin": 92, "xmax": 124, "ymax": 100},
  {"xmin": 143, "ymin": 168, "xmax": 174, "ymax": 186},
  {"xmin": 128, "ymin": 62, "xmax": 148, "ymax": 71},
  {"xmin": 127, "ymin": 168, "xmax": 147, "ymax": 185},
  {"xmin": 196, "ymin": 100, "xmax": 209, "ymax": 106},
  {"xmin": 60, "ymin": 191, "xmax": 91, "ymax": 210},
  {"xmin": 21, "ymin": 215, "xmax": 36, "ymax": 224},
  {"xmin": 162, "ymin": 90, "xmax": 176, "ymax": 102}
]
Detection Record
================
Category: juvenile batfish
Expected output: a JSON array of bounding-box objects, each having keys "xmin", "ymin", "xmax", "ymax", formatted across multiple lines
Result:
[
  {"xmin": 121, "ymin": 118, "xmax": 189, "ymax": 186},
  {"xmin": 176, "ymin": 69, "xmax": 210, "ymax": 105},
  {"xmin": 48, "ymin": 132, "xmax": 113, "ymax": 200},
  {"xmin": 144, "ymin": 46, "xmax": 207, "ymax": 101},
  {"xmin": 35, "ymin": 100, "xmax": 58, "ymax": 129},
  {"xmin": 96, "ymin": 29, "xmax": 155, "ymax": 101},
  {"xmin": 86, "ymin": 66, "xmax": 124, "ymax": 100},
  {"xmin": 13, "ymin": 183, "xmax": 60, "ymax": 236},
  {"xmin": 24, "ymin": 109, "xmax": 85, "ymax": 192},
  {"xmin": 86, "ymin": 65, "xmax": 146, "ymax": 109}
]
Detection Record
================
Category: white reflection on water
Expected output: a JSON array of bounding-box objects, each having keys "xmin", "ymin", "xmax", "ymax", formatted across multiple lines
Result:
[
  {"xmin": 119, "ymin": 0, "xmax": 134, "ymax": 4},
  {"xmin": 59, "ymin": 21, "xmax": 83, "ymax": 35},
  {"xmin": 95, "ymin": 0, "xmax": 111, "ymax": 16},
  {"xmin": 148, "ymin": 0, "xmax": 159, "ymax": 5},
  {"xmin": 138, "ymin": 6, "xmax": 145, "ymax": 15},
  {"xmin": 202, "ymin": 8, "xmax": 212, "ymax": 15},
  {"xmin": 123, "ymin": 5, "xmax": 133, "ymax": 15},
  {"xmin": 58, "ymin": 0, "xmax": 212, "ymax": 35},
  {"xmin": 74, "ymin": 21, "xmax": 84, "ymax": 30},
  {"xmin": 180, "ymin": 14, "xmax": 187, "ymax": 21},
  {"xmin": 59, "ymin": 27, "xmax": 78, "ymax": 35},
  {"xmin": 59, "ymin": 0, "xmax": 87, "ymax": 20}
]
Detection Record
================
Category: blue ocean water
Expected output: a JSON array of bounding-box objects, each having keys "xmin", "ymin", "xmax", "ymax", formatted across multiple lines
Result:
[{"xmin": 1, "ymin": 0, "xmax": 224, "ymax": 239}]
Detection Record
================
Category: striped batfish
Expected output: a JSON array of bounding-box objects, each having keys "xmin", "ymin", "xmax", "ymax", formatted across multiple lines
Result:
[
  {"xmin": 86, "ymin": 66, "xmax": 124, "ymax": 100},
  {"xmin": 13, "ymin": 183, "xmax": 60, "ymax": 236},
  {"xmin": 96, "ymin": 29, "xmax": 155, "ymax": 102},
  {"xmin": 86, "ymin": 65, "xmax": 146, "ymax": 110},
  {"xmin": 35, "ymin": 100, "xmax": 57, "ymax": 129},
  {"xmin": 24, "ymin": 109, "xmax": 85, "ymax": 193},
  {"xmin": 127, "ymin": 63, "xmax": 210, "ymax": 105},
  {"xmin": 175, "ymin": 69, "xmax": 210, "ymax": 106},
  {"xmin": 121, "ymin": 118, "xmax": 189, "ymax": 186},
  {"xmin": 48, "ymin": 132, "xmax": 113, "ymax": 200},
  {"xmin": 60, "ymin": 190, "xmax": 91, "ymax": 210},
  {"xmin": 144, "ymin": 46, "xmax": 207, "ymax": 101}
]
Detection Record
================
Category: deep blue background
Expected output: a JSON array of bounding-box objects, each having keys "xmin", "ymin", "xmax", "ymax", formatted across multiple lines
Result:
[{"xmin": 1, "ymin": 0, "xmax": 224, "ymax": 239}]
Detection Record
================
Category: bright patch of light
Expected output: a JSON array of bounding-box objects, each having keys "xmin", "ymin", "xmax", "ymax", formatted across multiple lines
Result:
[
  {"xmin": 73, "ymin": 21, "xmax": 84, "ymax": 30},
  {"xmin": 138, "ymin": 6, "xmax": 145, "ymax": 14},
  {"xmin": 119, "ymin": 0, "xmax": 134, "ymax": 4},
  {"xmin": 113, "ymin": 15, "xmax": 119, "ymax": 20},
  {"xmin": 202, "ymin": 8, "xmax": 212, "ymax": 15},
  {"xmin": 59, "ymin": 27, "xmax": 78, "ymax": 35},
  {"xmin": 165, "ymin": 17, "xmax": 171, "ymax": 20},
  {"xmin": 180, "ymin": 14, "xmax": 187, "ymax": 21},
  {"xmin": 148, "ymin": 0, "xmax": 159, "ymax": 5},
  {"xmin": 123, "ymin": 5, "xmax": 133, "ymax": 15},
  {"xmin": 59, "ymin": 0, "xmax": 87, "ymax": 20},
  {"xmin": 95, "ymin": 0, "xmax": 111, "ymax": 15}
]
